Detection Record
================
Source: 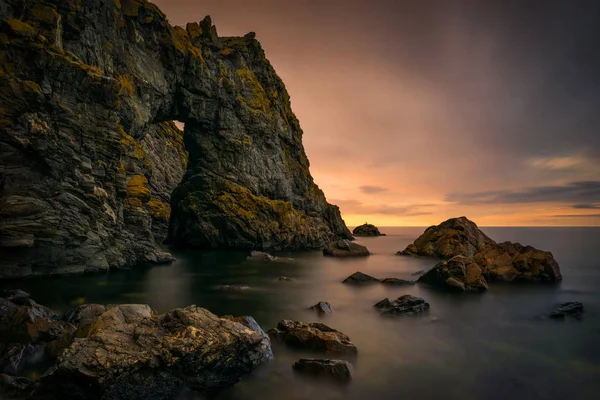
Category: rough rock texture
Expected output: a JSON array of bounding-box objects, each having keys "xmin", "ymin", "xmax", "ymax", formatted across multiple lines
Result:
[
  {"xmin": 352, "ymin": 224, "xmax": 385, "ymax": 237},
  {"xmin": 293, "ymin": 359, "xmax": 353, "ymax": 383},
  {"xmin": 0, "ymin": 374, "xmax": 34, "ymax": 399},
  {"xmin": 0, "ymin": 0, "xmax": 351, "ymax": 278},
  {"xmin": 418, "ymin": 255, "xmax": 488, "ymax": 292},
  {"xmin": 268, "ymin": 320, "xmax": 357, "ymax": 355},
  {"xmin": 309, "ymin": 301, "xmax": 333, "ymax": 315},
  {"xmin": 380, "ymin": 278, "xmax": 415, "ymax": 285},
  {"xmin": 374, "ymin": 295, "xmax": 430, "ymax": 316},
  {"xmin": 324, "ymin": 240, "xmax": 369, "ymax": 257},
  {"xmin": 398, "ymin": 217, "xmax": 562, "ymax": 283},
  {"xmin": 549, "ymin": 302, "xmax": 584, "ymax": 319},
  {"xmin": 342, "ymin": 271, "xmax": 379, "ymax": 284},
  {"xmin": 33, "ymin": 305, "xmax": 272, "ymax": 399}
]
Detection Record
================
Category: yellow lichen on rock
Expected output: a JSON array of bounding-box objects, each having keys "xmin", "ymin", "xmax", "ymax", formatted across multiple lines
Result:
[
  {"xmin": 5, "ymin": 19, "xmax": 36, "ymax": 37},
  {"xmin": 149, "ymin": 197, "xmax": 171, "ymax": 221},
  {"xmin": 127, "ymin": 174, "xmax": 151, "ymax": 202},
  {"xmin": 118, "ymin": 74, "xmax": 135, "ymax": 96}
]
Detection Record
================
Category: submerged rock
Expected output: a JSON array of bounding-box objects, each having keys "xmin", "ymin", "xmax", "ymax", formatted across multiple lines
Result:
[
  {"xmin": 323, "ymin": 240, "xmax": 370, "ymax": 257},
  {"xmin": 418, "ymin": 255, "xmax": 488, "ymax": 292},
  {"xmin": 34, "ymin": 305, "xmax": 272, "ymax": 399},
  {"xmin": 397, "ymin": 217, "xmax": 562, "ymax": 284},
  {"xmin": 220, "ymin": 285, "xmax": 251, "ymax": 291},
  {"xmin": 374, "ymin": 295, "xmax": 430, "ymax": 316},
  {"xmin": 380, "ymin": 278, "xmax": 415, "ymax": 285},
  {"xmin": 293, "ymin": 359, "xmax": 353, "ymax": 383},
  {"xmin": 342, "ymin": 272, "xmax": 380, "ymax": 284},
  {"xmin": 279, "ymin": 276, "xmax": 294, "ymax": 281},
  {"xmin": 352, "ymin": 224, "xmax": 385, "ymax": 237},
  {"xmin": 268, "ymin": 320, "xmax": 357, "ymax": 355},
  {"xmin": 549, "ymin": 302, "xmax": 584, "ymax": 319},
  {"xmin": 309, "ymin": 301, "xmax": 333, "ymax": 315}
]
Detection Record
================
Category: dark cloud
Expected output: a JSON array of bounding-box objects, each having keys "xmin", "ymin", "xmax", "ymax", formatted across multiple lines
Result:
[
  {"xmin": 446, "ymin": 181, "xmax": 600, "ymax": 205},
  {"xmin": 359, "ymin": 186, "xmax": 388, "ymax": 194},
  {"xmin": 331, "ymin": 199, "xmax": 432, "ymax": 216},
  {"xmin": 572, "ymin": 203, "xmax": 600, "ymax": 209}
]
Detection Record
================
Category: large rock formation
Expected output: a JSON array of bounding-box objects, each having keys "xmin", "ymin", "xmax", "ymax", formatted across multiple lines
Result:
[
  {"xmin": 352, "ymin": 223, "xmax": 385, "ymax": 237},
  {"xmin": 0, "ymin": 0, "xmax": 351, "ymax": 278},
  {"xmin": 398, "ymin": 217, "xmax": 562, "ymax": 283}
]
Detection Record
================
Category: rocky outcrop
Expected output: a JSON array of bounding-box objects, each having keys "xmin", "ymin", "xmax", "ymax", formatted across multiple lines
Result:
[
  {"xmin": 33, "ymin": 305, "xmax": 272, "ymax": 399},
  {"xmin": 293, "ymin": 359, "xmax": 353, "ymax": 383},
  {"xmin": 268, "ymin": 320, "xmax": 357, "ymax": 355},
  {"xmin": 342, "ymin": 272, "xmax": 379, "ymax": 284},
  {"xmin": 398, "ymin": 217, "xmax": 562, "ymax": 283},
  {"xmin": 0, "ymin": 0, "xmax": 351, "ymax": 278},
  {"xmin": 374, "ymin": 295, "xmax": 430, "ymax": 316},
  {"xmin": 352, "ymin": 224, "xmax": 385, "ymax": 237},
  {"xmin": 418, "ymin": 255, "xmax": 488, "ymax": 292},
  {"xmin": 309, "ymin": 301, "xmax": 333, "ymax": 315},
  {"xmin": 549, "ymin": 302, "xmax": 584, "ymax": 319},
  {"xmin": 324, "ymin": 240, "xmax": 369, "ymax": 257}
]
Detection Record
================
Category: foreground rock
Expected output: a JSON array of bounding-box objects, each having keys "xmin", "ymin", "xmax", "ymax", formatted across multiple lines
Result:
[
  {"xmin": 268, "ymin": 320, "xmax": 357, "ymax": 355},
  {"xmin": 352, "ymin": 224, "xmax": 385, "ymax": 237},
  {"xmin": 309, "ymin": 301, "xmax": 333, "ymax": 315},
  {"xmin": 549, "ymin": 302, "xmax": 584, "ymax": 319},
  {"xmin": 293, "ymin": 359, "xmax": 353, "ymax": 383},
  {"xmin": 374, "ymin": 295, "xmax": 430, "ymax": 316},
  {"xmin": 34, "ymin": 305, "xmax": 272, "ymax": 399},
  {"xmin": 342, "ymin": 272, "xmax": 380, "ymax": 284},
  {"xmin": 380, "ymin": 278, "xmax": 415, "ymax": 285},
  {"xmin": 323, "ymin": 240, "xmax": 370, "ymax": 257},
  {"xmin": 398, "ymin": 217, "xmax": 562, "ymax": 283},
  {"xmin": 418, "ymin": 255, "xmax": 488, "ymax": 292}
]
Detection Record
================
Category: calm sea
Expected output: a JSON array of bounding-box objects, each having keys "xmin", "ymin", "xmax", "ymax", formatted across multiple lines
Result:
[{"xmin": 3, "ymin": 227, "xmax": 600, "ymax": 400}]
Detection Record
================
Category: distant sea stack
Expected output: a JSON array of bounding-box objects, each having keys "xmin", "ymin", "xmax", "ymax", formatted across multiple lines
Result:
[
  {"xmin": 352, "ymin": 224, "xmax": 385, "ymax": 237},
  {"xmin": 0, "ymin": 0, "xmax": 352, "ymax": 279},
  {"xmin": 398, "ymin": 217, "xmax": 562, "ymax": 284}
]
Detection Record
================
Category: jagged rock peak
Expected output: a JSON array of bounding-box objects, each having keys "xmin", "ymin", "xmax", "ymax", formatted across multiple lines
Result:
[{"xmin": 0, "ymin": 0, "xmax": 352, "ymax": 278}]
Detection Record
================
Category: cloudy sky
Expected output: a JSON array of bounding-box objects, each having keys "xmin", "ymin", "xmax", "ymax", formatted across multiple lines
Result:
[{"xmin": 155, "ymin": 0, "xmax": 600, "ymax": 226}]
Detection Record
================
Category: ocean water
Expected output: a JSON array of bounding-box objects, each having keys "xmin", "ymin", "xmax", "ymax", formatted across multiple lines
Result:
[{"xmin": 2, "ymin": 227, "xmax": 600, "ymax": 399}]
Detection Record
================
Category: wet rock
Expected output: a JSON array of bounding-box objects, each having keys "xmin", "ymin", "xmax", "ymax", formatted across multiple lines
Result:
[
  {"xmin": 309, "ymin": 301, "xmax": 333, "ymax": 315},
  {"xmin": 293, "ymin": 359, "xmax": 353, "ymax": 383},
  {"xmin": 323, "ymin": 240, "xmax": 370, "ymax": 257},
  {"xmin": 34, "ymin": 305, "xmax": 272, "ymax": 399},
  {"xmin": 397, "ymin": 217, "xmax": 562, "ymax": 283},
  {"xmin": 1, "ymin": 290, "xmax": 31, "ymax": 305},
  {"xmin": 279, "ymin": 276, "xmax": 294, "ymax": 281},
  {"xmin": 418, "ymin": 255, "xmax": 488, "ymax": 292},
  {"xmin": 0, "ymin": 300, "xmax": 57, "ymax": 344},
  {"xmin": 380, "ymin": 278, "xmax": 415, "ymax": 285},
  {"xmin": 0, "ymin": 374, "xmax": 35, "ymax": 399},
  {"xmin": 220, "ymin": 285, "xmax": 251, "ymax": 291},
  {"xmin": 63, "ymin": 304, "xmax": 108, "ymax": 338},
  {"xmin": 374, "ymin": 295, "xmax": 430, "ymax": 316},
  {"xmin": 342, "ymin": 272, "xmax": 380, "ymax": 284},
  {"xmin": 352, "ymin": 224, "xmax": 385, "ymax": 237},
  {"xmin": 549, "ymin": 302, "xmax": 584, "ymax": 319},
  {"xmin": 248, "ymin": 251, "xmax": 277, "ymax": 261},
  {"xmin": 221, "ymin": 315, "xmax": 273, "ymax": 361},
  {"xmin": 268, "ymin": 320, "xmax": 357, "ymax": 355}
]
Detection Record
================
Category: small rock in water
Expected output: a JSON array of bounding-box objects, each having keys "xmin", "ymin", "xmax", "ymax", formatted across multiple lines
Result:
[
  {"xmin": 411, "ymin": 270, "xmax": 426, "ymax": 276},
  {"xmin": 342, "ymin": 272, "xmax": 380, "ymax": 284},
  {"xmin": 220, "ymin": 285, "xmax": 251, "ymax": 291},
  {"xmin": 293, "ymin": 359, "xmax": 353, "ymax": 383},
  {"xmin": 248, "ymin": 251, "xmax": 293, "ymax": 262},
  {"xmin": 323, "ymin": 240, "xmax": 370, "ymax": 257},
  {"xmin": 549, "ymin": 302, "xmax": 584, "ymax": 319},
  {"xmin": 352, "ymin": 223, "xmax": 385, "ymax": 237},
  {"xmin": 279, "ymin": 276, "xmax": 294, "ymax": 281},
  {"xmin": 310, "ymin": 301, "xmax": 333, "ymax": 315},
  {"xmin": 380, "ymin": 278, "xmax": 415, "ymax": 285},
  {"xmin": 268, "ymin": 320, "xmax": 357, "ymax": 355},
  {"xmin": 374, "ymin": 295, "xmax": 430, "ymax": 316}
]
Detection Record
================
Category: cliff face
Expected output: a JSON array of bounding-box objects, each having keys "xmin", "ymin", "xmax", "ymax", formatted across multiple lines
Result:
[{"xmin": 0, "ymin": 0, "xmax": 351, "ymax": 278}]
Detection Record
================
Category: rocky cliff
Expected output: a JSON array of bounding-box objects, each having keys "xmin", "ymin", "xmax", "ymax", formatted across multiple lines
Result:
[{"xmin": 0, "ymin": 0, "xmax": 351, "ymax": 278}]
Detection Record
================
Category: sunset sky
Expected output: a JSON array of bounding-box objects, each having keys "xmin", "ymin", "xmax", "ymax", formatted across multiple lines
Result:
[{"xmin": 156, "ymin": 0, "xmax": 600, "ymax": 227}]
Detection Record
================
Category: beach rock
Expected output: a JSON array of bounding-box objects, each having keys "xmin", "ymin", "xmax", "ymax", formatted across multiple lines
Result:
[
  {"xmin": 397, "ymin": 217, "xmax": 562, "ymax": 283},
  {"xmin": 380, "ymin": 278, "xmax": 415, "ymax": 285},
  {"xmin": 293, "ymin": 359, "xmax": 353, "ymax": 383},
  {"xmin": 323, "ymin": 240, "xmax": 370, "ymax": 257},
  {"xmin": 374, "ymin": 295, "xmax": 430, "ymax": 316},
  {"xmin": 268, "ymin": 320, "xmax": 357, "ymax": 355},
  {"xmin": 220, "ymin": 285, "xmax": 251, "ymax": 292},
  {"xmin": 0, "ymin": 0, "xmax": 352, "ymax": 279},
  {"xmin": 352, "ymin": 224, "xmax": 385, "ymax": 237},
  {"xmin": 0, "ymin": 374, "xmax": 35, "ymax": 399},
  {"xmin": 549, "ymin": 302, "xmax": 584, "ymax": 319},
  {"xmin": 34, "ymin": 305, "xmax": 272, "ymax": 399},
  {"xmin": 342, "ymin": 272, "xmax": 380, "ymax": 284},
  {"xmin": 309, "ymin": 301, "xmax": 333, "ymax": 315},
  {"xmin": 418, "ymin": 255, "xmax": 488, "ymax": 292}
]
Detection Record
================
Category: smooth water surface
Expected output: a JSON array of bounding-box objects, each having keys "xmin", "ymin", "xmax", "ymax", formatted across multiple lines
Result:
[{"xmin": 3, "ymin": 227, "xmax": 600, "ymax": 399}]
